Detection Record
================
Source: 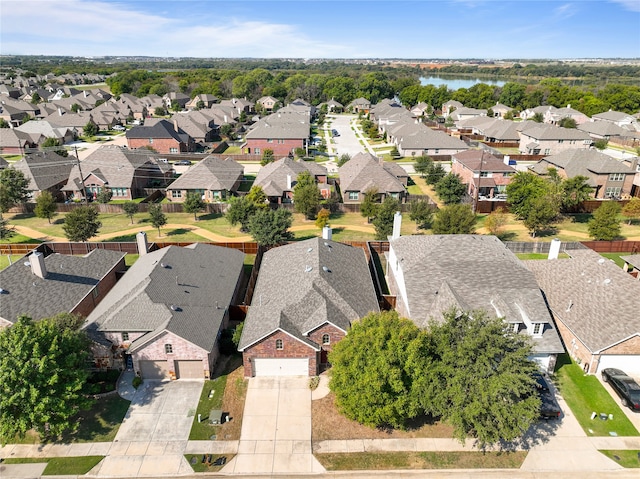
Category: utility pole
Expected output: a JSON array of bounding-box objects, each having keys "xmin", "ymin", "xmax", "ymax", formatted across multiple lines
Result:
[{"xmin": 74, "ymin": 146, "xmax": 88, "ymax": 205}]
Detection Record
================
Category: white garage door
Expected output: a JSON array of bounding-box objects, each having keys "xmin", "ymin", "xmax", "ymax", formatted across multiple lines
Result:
[
  {"xmin": 254, "ymin": 358, "xmax": 308, "ymax": 377},
  {"xmin": 176, "ymin": 360, "xmax": 204, "ymax": 379},
  {"xmin": 597, "ymin": 355, "xmax": 640, "ymax": 376},
  {"xmin": 139, "ymin": 360, "xmax": 170, "ymax": 380}
]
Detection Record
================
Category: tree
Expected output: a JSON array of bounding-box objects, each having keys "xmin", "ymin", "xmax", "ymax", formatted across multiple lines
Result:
[
  {"xmin": 30, "ymin": 92, "xmax": 41, "ymax": 104},
  {"xmin": 506, "ymin": 172, "xmax": 550, "ymax": 220},
  {"xmin": 373, "ymin": 197, "xmax": 401, "ymax": 240},
  {"xmin": 245, "ymin": 185, "xmax": 268, "ymax": 208},
  {"xmin": 483, "ymin": 207, "xmax": 508, "ymax": 236},
  {"xmin": 71, "ymin": 103, "xmax": 81, "ymax": 113},
  {"xmin": 41, "ymin": 137, "xmax": 69, "ymax": 157},
  {"xmin": 329, "ymin": 311, "xmax": 422, "ymax": 429},
  {"xmin": 148, "ymin": 203, "xmax": 167, "ymax": 237},
  {"xmin": 594, "ymin": 139, "xmax": 608, "ymax": 150},
  {"xmin": 0, "ymin": 216, "xmax": 15, "ymax": 240},
  {"xmin": 360, "ymin": 187, "xmax": 380, "ymax": 223},
  {"xmin": 0, "ymin": 168, "xmax": 30, "ymax": 214},
  {"xmin": 34, "ymin": 191, "xmax": 57, "ymax": 224},
  {"xmin": 226, "ymin": 196, "xmax": 257, "ymax": 232},
  {"xmin": 409, "ymin": 199, "xmax": 435, "ymax": 231},
  {"xmin": 293, "ymin": 171, "xmax": 320, "ymax": 220},
  {"xmin": 62, "ymin": 205, "xmax": 101, "ymax": 242},
  {"xmin": 154, "ymin": 106, "xmax": 167, "ymax": 116},
  {"xmin": 170, "ymin": 100, "xmax": 181, "ymax": 112},
  {"xmin": 389, "ymin": 146, "xmax": 400, "ymax": 158},
  {"xmin": 183, "ymin": 191, "xmax": 205, "ymax": 220},
  {"xmin": 522, "ymin": 195, "xmax": 559, "ymax": 237},
  {"xmin": 248, "ymin": 207, "xmax": 293, "ymax": 247},
  {"xmin": 411, "ymin": 310, "xmax": 541, "ymax": 447},
  {"xmin": 434, "ymin": 173, "xmax": 466, "ymax": 205},
  {"xmin": 122, "ymin": 201, "xmax": 139, "ymax": 224},
  {"xmin": 220, "ymin": 123, "xmax": 234, "ymax": 139},
  {"xmin": 260, "ymin": 148, "xmax": 274, "ymax": 166},
  {"xmin": 432, "ymin": 204, "xmax": 476, "ymax": 234},
  {"xmin": 95, "ymin": 188, "xmax": 112, "ymax": 204},
  {"xmin": 414, "ymin": 155, "xmax": 432, "ymax": 178},
  {"xmin": 558, "ymin": 117, "xmax": 577, "ymax": 129},
  {"xmin": 0, "ymin": 315, "xmax": 93, "ymax": 443},
  {"xmin": 0, "ymin": 118, "xmax": 9, "ymax": 128},
  {"xmin": 315, "ymin": 208, "xmax": 330, "ymax": 229},
  {"xmin": 337, "ymin": 153, "xmax": 351, "ymax": 167},
  {"xmin": 561, "ymin": 175, "xmax": 593, "ymax": 212},
  {"xmin": 232, "ymin": 322, "xmax": 244, "ymax": 348},
  {"xmin": 622, "ymin": 197, "xmax": 640, "ymax": 225},
  {"xmin": 532, "ymin": 112, "xmax": 544, "ymax": 123},
  {"xmin": 588, "ymin": 201, "xmax": 622, "ymax": 240},
  {"xmin": 83, "ymin": 121, "xmax": 98, "ymax": 137},
  {"xmin": 424, "ymin": 162, "xmax": 446, "ymax": 185}
]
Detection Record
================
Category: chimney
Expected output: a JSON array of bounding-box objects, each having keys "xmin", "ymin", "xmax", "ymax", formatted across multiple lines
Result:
[
  {"xmin": 58, "ymin": 107, "xmax": 64, "ymax": 116},
  {"xmin": 136, "ymin": 231, "xmax": 149, "ymax": 255},
  {"xmin": 30, "ymin": 251, "xmax": 47, "ymax": 279},
  {"xmin": 173, "ymin": 119, "xmax": 179, "ymax": 132},
  {"xmin": 548, "ymin": 238, "xmax": 561, "ymax": 260},
  {"xmin": 223, "ymin": 114, "xmax": 228, "ymax": 123},
  {"xmin": 567, "ymin": 104, "xmax": 571, "ymax": 109},
  {"xmin": 84, "ymin": 90, "xmax": 88, "ymax": 98},
  {"xmin": 503, "ymin": 155, "xmax": 511, "ymax": 165},
  {"xmin": 392, "ymin": 211, "xmax": 402, "ymax": 240},
  {"xmin": 286, "ymin": 174, "xmax": 292, "ymax": 190},
  {"xmin": 322, "ymin": 226, "xmax": 332, "ymax": 240}
]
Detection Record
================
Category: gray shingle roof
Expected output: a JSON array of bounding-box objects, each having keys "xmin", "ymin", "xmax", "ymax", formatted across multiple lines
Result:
[
  {"xmin": 592, "ymin": 110, "xmax": 637, "ymax": 123},
  {"xmin": 126, "ymin": 119, "xmax": 189, "ymax": 143},
  {"xmin": 621, "ymin": 254, "xmax": 640, "ymax": 270},
  {"xmin": 339, "ymin": 152, "xmax": 406, "ymax": 194},
  {"xmin": 532, "ymin": 149, "xmax": 634, "ymax": 185},
  {"xmin": 87, "ymin": 244, "xmax": 244, "ymax": 353},
  {"xmin": 13, "ymin": 151, "xmax": 74, "ymax": 191},
  {"xmin": 578, "ymin": 121, "xmax": 627, "ymax": 137},
  {"xmin": 389, "ymin": 235, "xmax": 564, "ymax": 354},
  {"xmin": 0, "ymin": 249, "xmax": 125, "ymax": 324},
  {"xmin": 238, "ymin": 238, "xmax": 380, "ymax": 350},
  {"xmin": 166, "ymin": 156, "xmax": 243, "ymax": 192},
  {"xmin": 254, "ymin": 157, "xmax": 326, "ymax": 197},
  {"xmin": 389, "ymin": 120, "xmax": 469, "ymax": 151},
  {"xmin": 453, "ymin": 150, "xmax": 516, "ymax": 173},
  {"xmin": 519, "ymin": 124, "xmax": 591, "ymax": 141},
  {"xmin": 524, "ymin": 249, "xmax": 640, "ymax": 353},
  {"xmin": 246, "ymin": 111, "xmax": 309, "ymax": 139}
]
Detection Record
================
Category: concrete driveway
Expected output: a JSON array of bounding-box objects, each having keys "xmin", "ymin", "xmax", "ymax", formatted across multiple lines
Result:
[
  {"xmin": 93, "ymin": 380, "xmax": 203, "ymax": 477},
  {"xmin": 597, "ymin": 374, "xmax": 640, "ymax": 432},
  {"xmin": 222, "ymin": 376, "xmax": 324, "ymax": 474}
]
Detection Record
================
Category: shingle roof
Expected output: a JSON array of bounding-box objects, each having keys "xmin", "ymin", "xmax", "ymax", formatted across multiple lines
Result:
[
  {"xmin": 520, "ymin": 124, "xmax": 591, "ymax": 141},
  {"xmin": 126, "ymin": 119, "xmax": 189, "ymax": 143},
  {"xmin": 389, "ymin": 235, "xmax": 564, "ymax": 354},
  {"xmin": 254, "ymin": 157, "xmax": 326, "ymax": 197},
  {"xmin": 339, "ymin": 152, "xmax": 406, "ymax": 194},
  {"xmin": 578, "ymin": 121, "xmax": 627, "ymax": 137},
  {"xmin": 13, "ymin": 151, "xmax": 74, "ymax": 191},
  {"xmin": 453, "ymin": 150, "xmax": 516, "ymax": 173},
  {"xmin": 0, "ymin": 249, "xmax": 125, "ymax": 324},
  {"xmin": 238, "ymin": 238, "xmax": 380, "ymax": 350},
  {"xmin": 246, "ymin": 111, "xmax": 310, "ymax": 139},
  {"xmin": 532, "ymin": 149, "xmax": 634, "ymax": 185},
  {"xmin": 621, "ymin": 254, "xmax": 640, "ymax": 270},
  {"xmin": 524, "ymin": 249, "xmax": 640, "ymax": 353},
  {"xmin": 592, "ymin": 110, "xmax": 636, "ymax": 123},
  {"xmin": 166, "ymin": 156, "xmax": 243, "ymax": 192},
  {"xmin": 87, "ymin": 244, "xmax": 244, "ymax": 353},
  {"xmin": 389, "ymin": 121, "xmax": 469, "ymax": 151}
]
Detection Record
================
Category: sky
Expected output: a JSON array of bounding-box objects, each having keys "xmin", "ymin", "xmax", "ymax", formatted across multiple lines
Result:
[{"xmin": 1, "ymin": 0, "xmax": 639, "ymax": 59}]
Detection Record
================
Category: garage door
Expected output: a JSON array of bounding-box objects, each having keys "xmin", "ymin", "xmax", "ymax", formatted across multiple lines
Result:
[
  {"xmin": 138, "ymin": 360, "xmax": 170, "ymax": 380},
  {"xmin": 597, "ymin": 355, "xmax": 640, "ymax": 376},
  {"xmin": 254, "ymin": 358, "xmax": 308, "ymax": 377},
  {"xmin": 175, "ymin": 360, "xmax": 204, "ymax": 379}
]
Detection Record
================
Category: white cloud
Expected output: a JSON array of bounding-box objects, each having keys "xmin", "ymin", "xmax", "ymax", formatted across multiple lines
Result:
[
  {"xmin": 554, "ymin": 3, "xmax": 577, "ymax": 19},
  {"xmin": 609, "ymin": 0, "xmax": 640, "ymax": 12}
]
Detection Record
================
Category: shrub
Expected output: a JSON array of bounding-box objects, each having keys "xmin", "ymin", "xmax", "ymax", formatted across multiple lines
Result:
[{"xmin": 132, "ymin": 376, "xmax": 143, "ymax": 389}]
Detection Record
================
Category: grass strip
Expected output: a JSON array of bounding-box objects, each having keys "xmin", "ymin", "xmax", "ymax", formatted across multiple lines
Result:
[
  {"xmin": 3, "ymin": 456, "xmax": 104, "ymax": 475},
  {"xmin": 599, "ymin": 450, "xmax": 640, "ymax": 468}
]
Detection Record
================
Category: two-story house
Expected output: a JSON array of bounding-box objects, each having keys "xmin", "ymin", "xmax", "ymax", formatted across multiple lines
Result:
[{"xmin": 451, "ymin": 150, "xmax": 516, "ymax": 199}]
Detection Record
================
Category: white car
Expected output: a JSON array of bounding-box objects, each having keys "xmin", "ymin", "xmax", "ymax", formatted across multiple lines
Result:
[{"xmin": 113, "ymin": 125, "xmax": 126, "ymax": 131}]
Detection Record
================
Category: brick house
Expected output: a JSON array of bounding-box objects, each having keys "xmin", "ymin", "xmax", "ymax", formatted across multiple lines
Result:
[
  {"xmin": 451, "ymin": 150, "xmax": 516, "ymax": 198},
  {"xmin": 525, "ymin": 249, "xmax": 640, "ymax": 376},
  {"xmin": 339, "ymin": 152, "xmax": 408, "ymax": 203},
  {"xmin": 346, "ymin": 97, "xmax": 371, "ymax": 114},
  {"xmin": 126, "ymin": 119, "xmax": 195, "ymax": 154},
  {"xmin": 85, "ymin": 243, "xmax": 245, "ymax": 379},
  {"xmin": 165, "ymin": 156, "xmax": 244, "ymax": 202},
  {"xmin": 0, "ymin": 128, "xmax": 36, "ymax": 155},
  {"xmin": 242, "ymin": 111, "xmax": 310, "ymax": 157},
  {"xmin": 238, "ymin": 237, "xmax": 379, "ymax": 377},
  {"xmin": 386, "ymin": 235, "xmax": 564, "ymax": 373},
  {"xmin": 257, "ymin": 96, "xmax": 280, "ymax": 112},
  {"xmin": 0, "ymin": 249, "xmax": 126, "ymax": 329}
]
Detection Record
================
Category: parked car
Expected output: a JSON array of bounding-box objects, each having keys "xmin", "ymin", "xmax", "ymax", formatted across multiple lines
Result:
[
  {"xmin": 112, "ymin": 125, "xmax": 126, "ymax": 131},
  {"xmin": 175, "ymin": 160, "xmax": 192, "ymax": 166},
  {"xmin": 332, "ymin": 129, "xmax": 340, "ymax": 137},
  {"xmin": 533, "ymin": 372, "xmax": 562, "ymax": 419},
  {"xmin": 602, "ymin": 368, "xmax": 640, "ymax": 411}
]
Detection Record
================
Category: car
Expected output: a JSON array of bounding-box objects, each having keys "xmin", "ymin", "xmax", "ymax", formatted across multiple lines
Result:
[
  {"xmin": 602, "ymin": 368, "xmax": 640, "ymax": 411},
  {"xmin": 533, "ymin": 372, "xmax": 562, "ymax": 419},
  {"xmin": 331, "ymin": 129, "xmax": 340, "ymax": 137},
  {"xmin": 112, "ymin": 125, "xmax": 126, "ymax": 131},
  {"xmin": 175, "ymin": 160, "xmax": 192, "ymax": 166}
]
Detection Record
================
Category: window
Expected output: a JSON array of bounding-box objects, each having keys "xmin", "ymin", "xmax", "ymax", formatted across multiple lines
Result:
[
  {"xmin": 502, "ymin": 172, "xmax": 512, "ymax": 178},
  {"xmin": 171, "ymin": 190, "xmax": 182, "ymax": 198},
  {"xmin": 605, "ymin": 186, "xmax": 622, "ymax": 198},
  {"xmin": 434, "ymin": 149, "xmax": 440, "ymax": 154},
  {"xmin": 511, "ymin": 323, "xmax": 520, "ymax": 333},
  {"xmin": 165, "ymin": 344, "xmax": 173, "ymax": 354},
  {"xmin": 169, "ymin": 148, "xmax": 178, "ymax": 153},
  {"xmin": 275, "ymin": 339, "xmax": 283, "ymax": 350},
  {"xmin": 122, "ymin": 332, "xmax": 129, "ymax": 341},
  {"xmin": 532, "ymin": 323, "xmax": 542, "ymax": 336},
  {"xmin": 255, "ymin": 148, "xmax": 260, "ymax": 155},
  {"xmin": 348, "ymin": 191, "xmax": 359, "ymax": 201},
  {"xmin": 148, "ymin": 138, "xmax": 153, "ymax": 144},
  {"xmin": 278, "ymin": 139, "xmax": 285, "ymax": 144},
  {"xmin": 583, "ymin": 140, "xmax": 591, "ymax": 145},
  {"xmin": 479, "ymin": 171, "xmax": 489, "ymax": 178},
  {"xmin": 267, "ymin": 138, "xmax": 273, "ymax": 143},
  {"xmin": 609, "ymin": 173, "xmax": 624, "ymax": 182},
  {"xmin": 322, "ymin": 334, "xmax": 330, "ymax": 345},
  {"xmin": 544, "ymin": 149, "xmax": 551, "ymax": 155},
  {"xmin": 558, "ymin": 139, "xmax": 564, "ymax": 144}
]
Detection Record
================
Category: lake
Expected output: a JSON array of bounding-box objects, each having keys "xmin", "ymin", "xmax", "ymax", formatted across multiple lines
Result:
[{"xmin": 420, "ymin": 76, "xmax": 506, "ymax": 89}]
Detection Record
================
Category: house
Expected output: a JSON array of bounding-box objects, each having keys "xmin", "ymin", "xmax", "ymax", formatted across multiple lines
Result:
[
  {"xmin": 243, "ymin": 111, "xmax": 310, "ymax": 157},
  {"xmin": 163, "ymin": 92, "xmax": 190, "ymax": 110},
  {"xmin": 529, "ymin": 149, "xmax": 636, "ymax": 199},
  {"xmin": 491, "ymin": 102, "xmax": 513, "ymax": 118},
  {"xmin": 520, "ymin": 105, "xmax": 556, "ymax": 121},
  {"xmin": 165, "ymin": 156, "xmax": 243, "ymax": 202},
  {"xmin": 442, "ymin": 100, "xmax": 463, "ymax": 117},
  {"xmin": 346, "ymin": 97, "xmax": 371, "ymax": 114},
  {"xmin": 339, "ymin": 152, "xmax": 408, "ymax": 203},
  {"xmin": 386, "ymin": 235, "xmax": 565, "ymax": 372},
  {"xmin": 185, "ymin": 94, "xmax": 218, "ymax": 110},
  {"xmin": 44, "ymin": 109, "xmax": 95, "ymax": 134},
  {"xmin": 544, "ymin": 104, "xmax": 589, "ymax": 126},
  {"xmin": 257, "ymin": 96, "xmax": 280, "ymax": 112},
  {"xmin": 621, "ymin": 254, "xmax": 640, "ymax": 279},
  {"xmin": 0, "ymin": 102, "xmax": 29, "ymax": 126},
  {"xmin": 410, "ymin": 102, "xmax": 431, "ymax": 118},
  {"xmin": 578, "ymin": 121, "xmax": 628, "ymax": 141},
  {"xmin": 451, "ymin": 150, "xmax": 516, "ymax": 198},
  {"xmin": 126, "ymin": 119, "xmax": 195, "ymax": 154},
  {"xmin": 525, "ymin": 248, "xmax": 640, "ymax": 375},
  {"xmin": 450, "ymin": 107, "xmax": 487, "ymax": 124},
  {"xmin": 518, "ymin": 124, "xmax": 592, "ymax": 155},
  {"xmin": 85, "ymin": 243, "xmax": 245, "ymax": 379},
  {"xmin": 219, "ymin": 97, "xmax": 254, "ymax": 115},
  {"xmin": 592, "ymin": 110, "xmax": 639, "ymax": 133},
  {"xmin": 14, "ymin": 120, "xmax": 75, "ymax": 145},
  {"xmin": 325, "ymin": 98, "xmax": 343, "ymax": 113},
  {"xmin": 254, "ymin": 157, "xmax": 328, "ymax": 204},
  {"xmin": 62, "ymin": 145, "xmax": 172, "ymax": 201},
  {"xmin": 0, "ymin": 249, "xmax": 126, "ymax": 328},
  {"xmin": 169, "ymin": 111, "xmax": 219, "ymax": 144},
  {"xmin": 0, "ymin": 128, "xmax": 36, "ymax": 155},
  {"xmin": 238, "ymin": 237, "xmax": 380, "ymax": 377},
  {"xmin": 386, "ymin": 120, "xmax": 469, "ymax": 157},
  {"xmin": 12, "ymin": 151, "xmax": 74, "ymax": 201}
]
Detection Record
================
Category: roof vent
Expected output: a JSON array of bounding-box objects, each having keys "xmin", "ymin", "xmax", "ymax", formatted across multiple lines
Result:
[
  {"xmin": 160, "ymin": 262, "xmax": 170, "ymax": 268},
  {"xmin": 307, "ymin": 247, "xmax": 313, "ymax": 253},
  {"xmin": 304, "ymin": 265, "xmax": 313, "ymax": 273},
  {"xmin": 603, "ymin": 278, "xmax": 612, "ymax": 285},
  {"xmin": 24, "ymin": 261, "xmax": 30, "ymax": 266},
  {"xmin": 0, "ymin": 288, "xmax": 7, "ymax": 294},
  {"xmin": 170, "ymin": 304, "xmax": 181, "ymax": 311},
  {"xmin": 598, "ymin": 258, "xmax": 605, "ymax": 264},
  {"xmin": 322, "ymin": 266, "xmax": 331, "ymax": 273}
]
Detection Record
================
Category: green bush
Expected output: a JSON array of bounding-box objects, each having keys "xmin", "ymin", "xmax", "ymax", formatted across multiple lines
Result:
[{"xmin": 132, "ymin": 376, "xmax": 143, "ymax": 389}]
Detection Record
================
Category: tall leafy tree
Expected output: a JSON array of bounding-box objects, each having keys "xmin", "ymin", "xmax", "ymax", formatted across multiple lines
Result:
[
  {"xmin": 483, "ymin": 207, "xmax": 508, "ymax": 236},
  {"xmin": 83, "ymin": 121, "xmax": 99, "ymax": 137},
  {"xmin": 0, "ymin": 315, "xmax": 93, "ymax": 443},
  {"xmin": 413, "ymin": 155, "xmax": 432, "ymax": 178},
  {"xmin": 245, "ymin": 185, "xmax": 268, "ymax": 208},
  {"xmin": 434, "ymin": 173, "xmax": 466, "ymax": 205},
  {"xmin": 34, "ymin": 190, "xmax": 57, "ymax": 224},
  {"xmin": 410, "ymin": 310, "xmax": 541, "ymax": 447},
  {"xmin": 183, "ymin": 191, "xmax": 205, "ymax": 220},
  {"xmin": 329, "ymin": 311, "xmax": 423, "ymax": 429},
  {"xmin": 409, "ymin": 199, "xmax": 436, "ymax": 231},
  {"xmin": 561, "ymin": 175, "xmax": 593, "ymax": 212},
  {"xmin": 62, "ymin": 206, "xmax": 101, "ymax": 242},
  {"xmin": 226, "ymin": 196, "xmax": 257, "ymax": 232},
  {"xmin": 293, "ymin": 171, "xmax": 320, "ymax": 220},
  {"xmin": 588, "ymin": 201, "xmax": 622, "ymax": 241},
  {"xmin": 558, "ymin": 117, "xmax": 577, "ymax": 129},
  {"xmin": 95, "ymin": 188, "xmax": 112, "ymax": 204},
  {"xmin": 622, "ymin": 197, "xmax": 640, "ymax": 225},
  {"xmin": 506, "ymin": 172, "xmax": 550, "ymax": 220},
  {"xmin": 432, "ymin": 204, "xmax": 476, "ymax": 234},
  {"xmin": 315, "ymin": 208, "xmax": 330, "ymax": 229},
  {"xmin": 260, "ymin": 148, "xmax": 275, "ymax": 166},
  {"xmin": 148, "ymin": 203, "xmax": 167, "ymax": 237},
  {"xmin": 0, "ymin": 216, "xmax": 15, "ymax": 240},
  {"xmin": 360, "ymin": 187, "xmax": 380, "ymax": 223},
  {"xmin": 337, "ymin": 153, "xmax": 351, "ymax": 167},
  {"xmin": 373, "ymin": 196, "xmax": 401, "ymax": 240},
  {"xmin": 40, "ymin": 137, "xmax": 68, "ymax": 157},
  {"xmin": 248, "ymin": 207, "xmax": 293, "ymax": 247},
  {"xmin": 122, "ymin": 201, "xmax": 139, "ymax": 224},
  {"xmin": 522, "ymin": 195, "xmax": 559, "ymax": 237},
  {"xmin": 0, "ymin": 168, "xmax": 30, "ymax": 214},
  {"xmin": 424, "ymin": 162, "xmax": 446, "ymax": 186}
]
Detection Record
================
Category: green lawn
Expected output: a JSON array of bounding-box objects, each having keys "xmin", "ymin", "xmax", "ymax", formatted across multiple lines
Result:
[
  {"xmin": 124, "ymin": 253, "xmax": 139, "ymax": 267},
  {"xmin": 600, "ymin": 253, "xmax": 629, "ymax": 268},
  {"xmin": 554, "ymin": 354, "xmax": 639, "ymax": 437},
  {"xmin": 316, "ymin": 451, "xmax": 527, "ymax": 470},
  {"xmin": 60, "ymin": 395, "xmax": 131, "ymax": 443},
  {"xmin": 0, "ymin": 233, "xmax": 42, "ymax": 244},
  {"xmin": 189, "ymin": 376, "xmax": 228, "ymax": 440},
  {"xmin": 516, "ymin": 253, "xmax": 570, "ymax": 260},
  {"xmin": 3, "ymin": 456, "xmax": 104, "ymax": 475},
  {"xmin": 0, "ymin": 255, "xmax": 27, "ymax": 270},
  {"xmin": 599, "ymin": 450, "xmax": 640, "ymax": 468}
]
